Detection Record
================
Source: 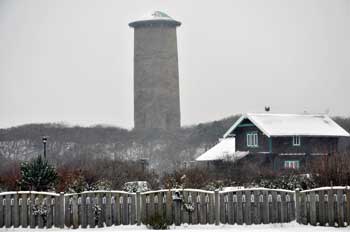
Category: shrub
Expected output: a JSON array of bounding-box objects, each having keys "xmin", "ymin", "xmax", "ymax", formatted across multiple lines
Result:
[
  {"xmin": 0, "ymin": 160, "xmax": 21, "ymax": 191},
  {"xmin": 203, "ymin": 180, "xmax": 226, "ymax": 191},
  {"xmin": 123, "ymin": 181, "xmax": 151, "ymax": 193},
  {"xmin": 146, "ymin": 213, "xmax": 169, "ymax": 230},
  {"xmin": 91, "ymin": 179, "xmax": 112, "ymax": 191},
  {"xmin": 161, "ymin": 167, "xmax": 214, "ymax": 189},
  {"xmin": 252, "ymin": 174, "xmax": 317, "ymax": 190},
  {"xmin": 56, "ymin": 168, "xmax": 87, "ymax": 193},
  {"xmin": 311, "ymin": 153, "xmax": 350, "ymax": 186}
]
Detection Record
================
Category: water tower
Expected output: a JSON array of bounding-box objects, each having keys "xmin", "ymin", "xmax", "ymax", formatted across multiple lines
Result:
[{"xmin": 129, "ymin": 11, "xmax": 181, "ymax": 130}]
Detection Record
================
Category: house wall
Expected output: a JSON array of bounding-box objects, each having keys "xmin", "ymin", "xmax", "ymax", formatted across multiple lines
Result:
[
  {"xmin": 228, "ymin": 118, "xmax": 341, "ymax": 170},
  {"xmin": 273, "ymin": 154, "xmax": 326, "ymax": 171},
  {"xmin": 271, "ymin": 137, "xmax": 339, "ymax": 154},
  {"xmin": 232, "ymin": 121, "xmax": 270, "ymax": 153},
  {"xmin": 231, "ymin": 118, "xmax": 339, "ymax": 155},
  {"xmin": 202, "ymin": 153, "xmax": 327, "ymax": 172}
]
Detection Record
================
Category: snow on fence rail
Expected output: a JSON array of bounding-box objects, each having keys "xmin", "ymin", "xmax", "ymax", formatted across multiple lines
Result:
[{"xmin": 0, "ymin": 187, "xmax": 349, "ymax": 229}]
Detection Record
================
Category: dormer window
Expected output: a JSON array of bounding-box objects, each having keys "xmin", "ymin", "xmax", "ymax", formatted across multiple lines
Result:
[
  {"xmin": 293, "ymin": 136, "xmax": 301, "ymax": 146},
  {"xmin": 247, "ymin": 132, "xmax": 258, "ymax": 147}
]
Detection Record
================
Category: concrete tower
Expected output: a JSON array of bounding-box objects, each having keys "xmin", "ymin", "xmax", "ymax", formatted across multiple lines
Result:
[{"xmin": 129, "ymin": 11, "xmax": 181, "ymax": 130}]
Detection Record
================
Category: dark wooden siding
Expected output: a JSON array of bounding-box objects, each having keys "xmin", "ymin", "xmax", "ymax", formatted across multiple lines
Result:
[
  {"xmin": 229, "ymin": 119, "xmax": 341, "ymax": 170},
  {"xmin": 230, "ymin": 118, "xmax": 339, "ymax": 155},
  {"xmin": 271, "ymin": 137, "xmax": 338, "ymax": 154},
  {"xmin": 230, "ymin": 120, "xmax": 269, "ymax": 153},
  {"xmin": 273, "ymin": 154, "xmax": 330, "ymax": 171}
]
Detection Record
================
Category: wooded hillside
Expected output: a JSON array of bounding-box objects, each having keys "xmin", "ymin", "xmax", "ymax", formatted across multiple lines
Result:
[{"xmin": 0, "ymin": 115, "xmax": 349, "ymax": 172}]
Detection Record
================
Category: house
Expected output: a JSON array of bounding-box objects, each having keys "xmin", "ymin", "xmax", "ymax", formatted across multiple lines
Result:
[{"xmin": 196, "ymin": 113, "xmax": 350, "ymax": 170}]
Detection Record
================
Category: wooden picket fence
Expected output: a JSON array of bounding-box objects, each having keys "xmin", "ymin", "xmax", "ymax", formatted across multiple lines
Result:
[
  {"xmin": 64, "ymin": 191, "xmax": 136, "ymax": 228},
  {"xmin": 0, "ymin": 187, "xmax": 349, "ymax": 228},
  {"xmin": 219, "ymin": 188, "xmax": 295, "ymax": 224},
  {"xmin": 297, "ymin": 187, "xmax": 350, "ymax": 227},
  {"xmin": 0, "ymin": 191, "xmax": 64, "ymax": 228},
  {"xmin": 140, "ymin": 189, "xmax": 216, "ymax": 225}
]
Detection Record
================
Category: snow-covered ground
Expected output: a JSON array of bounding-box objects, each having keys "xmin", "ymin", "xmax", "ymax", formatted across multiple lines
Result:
[{"xmin": 0, "ymin": 222, "xmax": 349, "ymax": 232}]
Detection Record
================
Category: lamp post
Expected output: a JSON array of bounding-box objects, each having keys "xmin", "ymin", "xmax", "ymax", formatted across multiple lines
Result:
[
  {"xmin": 140, "ymin": 158, "xmax": 149, "ymax": 173},
  {"xmin": 42, "ymin": 136, "xmax": 47, "ymax": 159}
]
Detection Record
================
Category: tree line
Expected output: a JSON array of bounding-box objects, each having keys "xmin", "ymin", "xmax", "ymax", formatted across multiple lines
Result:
[{"xmin": 0, "ymin": 115, "xmax": 349, "ymax": 192}]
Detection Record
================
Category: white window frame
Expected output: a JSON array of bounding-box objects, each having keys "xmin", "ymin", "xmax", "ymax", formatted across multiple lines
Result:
[
  {"xmin": 292, "ymin": 136, "xmax": 301, "ymax": 146},
  {"xmin": 284, "ymin": 160, "xmax": 300, "ymax": 169},
  {"xmin": 247, "ymin": 132, "xmax": 258, "ymax": 147}
]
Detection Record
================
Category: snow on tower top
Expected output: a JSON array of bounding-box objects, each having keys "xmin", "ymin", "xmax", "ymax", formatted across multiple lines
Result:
[{"xmin": 129, "ymin": 11, "xmax": 181, "ymax": 28}]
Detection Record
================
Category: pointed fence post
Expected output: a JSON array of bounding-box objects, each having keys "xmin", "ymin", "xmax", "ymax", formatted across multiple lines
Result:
[
  {"xmin": 166, "ymin": 191, "xmax": 172, "ymax": 225},
  {"xmin": 136, "ymin": 191, "xmax": 141, "ymax": 226},
  {"xmin": 215, "ymin": 190, "xmax": 220, "ymax": 225},
  {"xmin": 59, "ymin": 192, "xmax": 65, "ymax": 229},
  {"xmin": 346, "ymin": 187, "xmax": 350, "ymax": 226},
  {"xmin": 106, "ymin": 192, "xmax": 112, "ymax": 227},
  {"xmin": 72, "ymin": 195, "xmax": 79, "ymax": 229},
  {"xmin": 295, "ymin": 189, "xmax": 301, "ymax": 224}
]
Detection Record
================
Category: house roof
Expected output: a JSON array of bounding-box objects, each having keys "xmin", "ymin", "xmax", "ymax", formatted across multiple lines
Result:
[
  {"xmin": 196, "ymin": 138, "xmax": 249, "ymax": 161},
  {"xmin": 129, "ymin": 11, "xmax": 181, "ymax": 28},
  {"xmin": 223, "ymin": 113, "xmax": 350, "ymax": 138}
]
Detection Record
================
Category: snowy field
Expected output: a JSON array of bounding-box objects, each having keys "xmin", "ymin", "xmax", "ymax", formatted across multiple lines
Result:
[{"xmin": 0, "ymin": 222, "xmax": 349, "ymax": 232}]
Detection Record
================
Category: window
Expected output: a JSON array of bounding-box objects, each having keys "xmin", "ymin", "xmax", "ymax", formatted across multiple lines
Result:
[
  {"xmin": 247, "ymin": 132, "xmax": 258, "ymax": 147},
  {"xmin": 293, "ymin": 136, "xmax": 301, "ymax": 146},
  {"xmin": 284, "ymin": 160, "xmax": 300, "ymax": 169}
]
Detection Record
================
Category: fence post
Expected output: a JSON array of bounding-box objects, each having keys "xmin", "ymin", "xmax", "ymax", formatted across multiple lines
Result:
[
  {"xmin": 346, "ymin": 187, "xmax": 350, "ymax": 226},
  {"xmin": 136, "ymin": 191, "xmax": 141, "ymax": 226},
  {"xmin": 106, "ymin": 192, "xmax": 112, "ymax": 227},
  {"xmin": 309, "ymin": 191, "xmax": 317, "ymax": 225},
  {"xmin": 14, "ymin": 193, "xmax": 19, "ymax": 228},
  {"xmin": 328, "ymin": 189, "xmax": 335, "ymax": 226},
  {"xmin": 72, "ymin": 195, "xmax": 79, "ymax": 229},
  {"xmin": 21, "ymin": 194, "xmax": 28, "ymax": 228},
  {"xmin": 166, "ymin": 190, "xmax": 172, "ymax": 225},
  {"xmin": 174, "ymin": 197, "xmax": 181, "ymax": 226},
  {"xmin": 59, "ymin": 192, "xmax": 65, "ymax": 229},
  {"xmin": 215, "ymin": 190, "xmax": 220, "ymax": 225},
  {"xmin": 5, "ymin": 194, "xmax": 11, "ymax": 228},
  {"xmin": 295, "ymin": 189, "xmax": 300, "ymax": 224},
  {"xmin": 337, "ymin": 189, "xmax": 344, "ymax": 227}
]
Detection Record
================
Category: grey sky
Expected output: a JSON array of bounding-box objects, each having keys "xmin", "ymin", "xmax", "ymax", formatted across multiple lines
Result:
[{"xmin": 0, "ymin": 0, "xmax": 349, "ymax": 129}]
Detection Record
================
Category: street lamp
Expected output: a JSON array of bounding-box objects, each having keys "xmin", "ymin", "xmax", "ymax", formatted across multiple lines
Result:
[
  {"xmin": 140, "ymin": 158, "xmax": 149, "ymax": 173},
  {"xmin": 42, "ymin": 136, "xmax": 47, "ymax": 159}
]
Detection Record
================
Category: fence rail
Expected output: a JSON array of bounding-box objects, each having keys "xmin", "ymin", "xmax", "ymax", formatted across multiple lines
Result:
[{"xmin": 0, "ymin": 187, "xmax": 349, "ymax": 228}]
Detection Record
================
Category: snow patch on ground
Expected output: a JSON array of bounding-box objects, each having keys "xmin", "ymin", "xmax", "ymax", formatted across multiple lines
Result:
[{"xmin": 1, "ymin": 222, "xmax": 349, "ymax": 232}]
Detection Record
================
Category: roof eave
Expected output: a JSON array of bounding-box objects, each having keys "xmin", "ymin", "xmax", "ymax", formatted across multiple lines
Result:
[
  {"xmin": 129, "ymin": 19, "xmax": 181, "ymax": 28},
  {"xmin": 222, "ymin": 114, "xmax": 272, "ymax": 138},
  {"xmin": 270, "ymin": 134, "xmax": 350, "ymax": 137}
]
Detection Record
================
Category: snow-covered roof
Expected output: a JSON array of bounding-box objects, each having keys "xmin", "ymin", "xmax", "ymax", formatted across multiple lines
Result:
[
  {"xmin": 196, "ymin": 138, "xmax": 248, "ymax": 161},
  {"xmin": 223, "ymin": 113, "xmax": 350, "ymax": 138},
  {"xmin": 129, "ymin": 11, "xmax": 181, "ymax": 28}
]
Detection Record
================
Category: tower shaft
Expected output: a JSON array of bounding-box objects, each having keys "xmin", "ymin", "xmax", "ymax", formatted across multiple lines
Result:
[{"xmin": 130, "ymin": 12, "xmax": 181, "ymax": 130}]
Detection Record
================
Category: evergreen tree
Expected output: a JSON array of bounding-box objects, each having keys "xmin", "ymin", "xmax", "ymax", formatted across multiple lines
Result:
[{"xmin": 20, "ymin": 156, "xmax": 58, "ymax": 191}]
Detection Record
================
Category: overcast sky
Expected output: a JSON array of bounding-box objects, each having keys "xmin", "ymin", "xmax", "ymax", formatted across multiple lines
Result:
[{"xmin": 0, "ymin": 0, "xmax": 349, "ymax": 129}]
